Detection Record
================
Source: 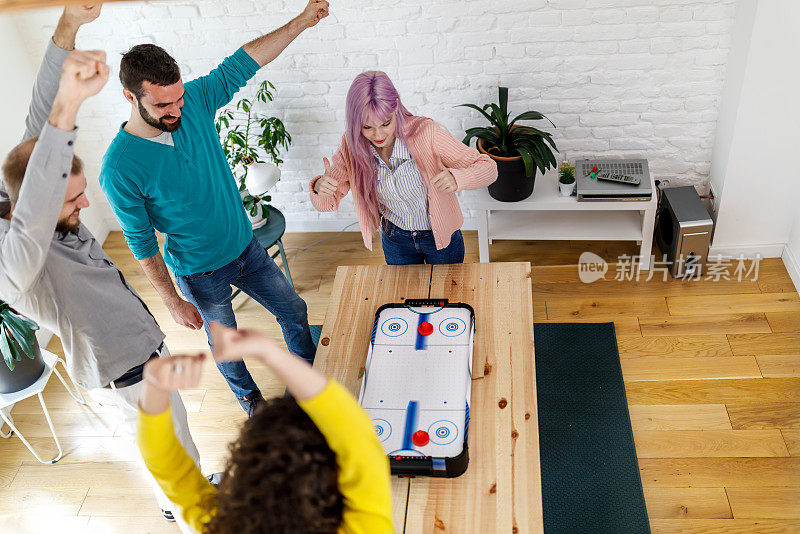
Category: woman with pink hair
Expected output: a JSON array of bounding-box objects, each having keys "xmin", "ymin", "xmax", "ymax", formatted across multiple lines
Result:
[{"xmin": 309, "ymin": 71, "xmax": 497, "ymax": 265}]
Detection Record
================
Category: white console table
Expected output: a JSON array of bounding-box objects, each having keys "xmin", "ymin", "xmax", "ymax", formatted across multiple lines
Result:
[{"xmin": 467, "ymin": 169, "xmax": 657, "ymax": 269}]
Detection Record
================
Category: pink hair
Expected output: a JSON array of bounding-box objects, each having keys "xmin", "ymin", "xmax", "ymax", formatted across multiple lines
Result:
[{"xmin": 344, "ymin": 71, "xmax": 422, "ymax": 230}]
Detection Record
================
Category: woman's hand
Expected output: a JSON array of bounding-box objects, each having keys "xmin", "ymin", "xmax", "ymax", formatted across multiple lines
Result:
[
  {"xmin": 431, "ymin": 169, "xmax": 457, "ymax": 193},
  {"xmin": 143, "ymin": 354, "xmax": 205, "ymax": 392},
  {"xmin": 140, "ymin": 353, "xmax": 205, "ymax": 415},
  {"xmin": 313, "ymin": 157, "xmax": 339, "ymax": 197},
  {"xmin": 210, "ymin": 322, "xmax": 282, "ymax": 363}
]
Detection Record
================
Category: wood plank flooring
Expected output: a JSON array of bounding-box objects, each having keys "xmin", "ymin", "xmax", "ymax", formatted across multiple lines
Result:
[{"xmin": 0, "ymin": 231, "xmax": 798, "ymax": 533}]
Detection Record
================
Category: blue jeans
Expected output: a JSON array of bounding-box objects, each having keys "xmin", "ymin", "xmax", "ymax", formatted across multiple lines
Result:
[
  {"xmin": 175, "ymin": 235, "xmax": 316, "ymax": 400},
  {"xmin": 380, "ymin": 219, "xmax": 465, "ymax": 265}
]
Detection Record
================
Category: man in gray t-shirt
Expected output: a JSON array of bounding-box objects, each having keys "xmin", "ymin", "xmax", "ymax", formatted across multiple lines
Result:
[{"xmin": 0, "ymin": 7, "xmax": 198, "ymax": 529}]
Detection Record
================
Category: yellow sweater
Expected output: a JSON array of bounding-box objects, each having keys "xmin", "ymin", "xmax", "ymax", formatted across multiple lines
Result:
[{"xmin": 137, "ymin": 380, "xmax": 394, "ymax": 533}]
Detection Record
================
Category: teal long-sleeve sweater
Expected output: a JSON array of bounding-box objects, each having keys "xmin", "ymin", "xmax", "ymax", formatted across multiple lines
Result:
[{"xmin": 100, "ymin": 48, "xmax": 260, "ymax": 277}]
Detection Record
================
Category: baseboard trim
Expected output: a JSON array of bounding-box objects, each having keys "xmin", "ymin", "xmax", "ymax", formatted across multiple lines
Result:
[
  {"xmin": 708, "ymin": 243, "xmax": 786, "ymax": 258},
  {"xmin": 782, "ymin": 244, "xmax": 800, "ymax": 296}
]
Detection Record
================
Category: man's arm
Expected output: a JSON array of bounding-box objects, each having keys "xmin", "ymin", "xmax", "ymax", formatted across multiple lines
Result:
[
  {"xmin": 185, "ymin": 0, "xmax": 328, "ymax": 117},
  {"xmin": 22, "ymin": 4, "xmax": 102, "ymax": 143},
  {"xmin": 139, "ymin": 254, "xmax": 203, "ymax": 330},
  {"xmin": 241, "ymin": 0, "xmax": 329, "ymax": 67},
  {"xmin": 0, "ymin": 51, "xmax": 108, "ymax": 296}
]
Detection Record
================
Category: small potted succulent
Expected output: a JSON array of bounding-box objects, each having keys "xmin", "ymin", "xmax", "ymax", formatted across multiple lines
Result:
[
  {"xmin": 216, "ymin": 80, "xmax": 291, "ymax": 228},
  {"xmin": 558, "ymin": 159, "xmax": 576, "ymax": 197},
  {"xmin": 460, "ymin": 87, "xmax": 558, "ymax": 202},
  {"xmin": 0, "ymin": 301, "xmax": 45, "ymax": 394}
]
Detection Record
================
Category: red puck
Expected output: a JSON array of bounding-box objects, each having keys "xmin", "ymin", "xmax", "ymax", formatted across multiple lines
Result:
[
  {"xmin": 418, "ymin": 321, "xmax": 433, "ymax": 336},
  {"xmin": 412, "ymin": 430, "xmax": 430, "ymax": 446}
]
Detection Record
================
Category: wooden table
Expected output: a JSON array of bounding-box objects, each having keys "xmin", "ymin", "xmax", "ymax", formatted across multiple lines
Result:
[{"xmin": 314, "ymin": 262, "xmax": 543, "ymax": 533}]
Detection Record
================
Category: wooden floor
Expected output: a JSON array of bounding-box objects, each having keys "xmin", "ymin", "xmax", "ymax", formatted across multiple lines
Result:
[{"xmin": 1, "ymin": 231, "xmax": 799, "ymax": 533}]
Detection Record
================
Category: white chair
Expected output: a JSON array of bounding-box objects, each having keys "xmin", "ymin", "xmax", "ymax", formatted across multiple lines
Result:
[{"xmin": 0, "ymin": 348, "xmax": 86, "ymax": 463}]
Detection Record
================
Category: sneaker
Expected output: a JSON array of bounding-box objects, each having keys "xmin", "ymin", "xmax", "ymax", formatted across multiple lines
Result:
[
  {"xmin": 238, "ymin": 391, "xmax": 264, "ymax": 417},
  {"xmin": 162, "ymin": 509, "xmax": 175, "ymax": 522},
  {"xmin": 206, "ymin": 472, "xmax": 224, "ymax": 487}
]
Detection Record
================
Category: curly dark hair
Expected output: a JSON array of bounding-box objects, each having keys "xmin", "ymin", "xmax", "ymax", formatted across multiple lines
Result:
[
  {"xmin": 203, "ymin": 395, "xmax": 343, "ymax": 534},
  {"xmin": 119, "ymin": 44, "xmax": 181, "ymax": 98}
]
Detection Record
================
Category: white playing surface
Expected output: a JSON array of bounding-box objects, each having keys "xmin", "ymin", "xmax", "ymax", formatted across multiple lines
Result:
[{"xmin": 359, "ymin": 305, "xmax": 473, "ymax": 459}]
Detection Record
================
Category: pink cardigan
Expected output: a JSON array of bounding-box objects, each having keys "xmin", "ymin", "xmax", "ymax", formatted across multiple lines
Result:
[{"xmin": 309, "ymin": 117, "xmax": 498, "ymax": 250}]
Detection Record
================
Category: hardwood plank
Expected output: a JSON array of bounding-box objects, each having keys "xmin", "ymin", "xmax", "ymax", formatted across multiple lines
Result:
[
  {"xmin": 782, "ymin": 430, "xmax": 800, "ymax": 457},
  {"xmin": 640, "ymin": 314, "xmax": 771, "ymax": 336},
  {"xmin": 621, "ymin": 356, "xmax": 761, "ymax": 381},
  {"xmin": 757, "ymin": 258, "xmax": 799, "ymax": 293},
  {"xmin": 667, "ymin": 293, "xmax": 800, "ymax": 316},
  {"xmin": 729, "ymin": 333, "xmax": 800, "ymax": 356},
  {"xmin": 643, "ymin": 487, "xmax": 731, "ymax": 519},
  {"xmin": 639, "ymin": 457, "xmax": 800, "ymax": 487},
  {"xmin": 0, "ymin": 515, "xmax": 91, "ymax": 534},
  {"xmin": 79, "ymin": 487, "xmax": 165, "ymax": 517},
  {"xmin": 727, "ymin": 403, "xmax": 800, "ymax": 429},
  {"xmin": 184, "ymin": 412, "xmax": 247, "ymax": 436},
  {"xmin": 616, "ymin": 335, "xmax": 733, "ymax": 358},
  {"xmin": 86, "ymin": 515, "xmax": 179, "ymax": 534},
  {"xmin": 536, "ymin": 315, "xmax": 641, "ymax": 336},
  {"xmin": 765, "ymin": 311, "xmax": 800, "ymax": 333},
  {"xmin": 625, "ymin": 378, "xmax": 800, "ymax": 405},
  {"xmin": 532, "ymin": 298, "xmax": 547, "ymax": 321},
  {"xmin": 0, "ymin": 461, "xmax": 20, "ymax": 488},
  {"xmin": 756, "ymin": 355, "xmax": 800, "ymax": 378},
  {"xmin": 546, "ymin": 295, "xmax": 668, "ymax": 319},
  {"xmin": 391, "ymin": 478, "xmax": 409, "ymax": 534},
  {"xmin": 2, "ymin": 411, "xmax": 118, "ymax": 438},
  {"xmin": 629, "ymin": 405, "xmax": 731, "ymax": 431},
  {"xmin": 405, "ymin": 262, "xmax": 542, "ymax": 534},
  {"xmin": 651, "ymin": 519, "xmax": 800, "ymax": 533},
  {"xmin": 633, "ymin": 430, "xmax": 788, "ymax": 458},
  {"xmin": 0, "ymin": 435, "xmax": 138, "ymax": 463},
  {"xmin": 727, "ymin": 487, "xmax": 800, "ymax": 519},
  {"xmin": 11, "ymin": 461, "xmax": 152, "ymax": 489},
  {"xmin": 0, "ymin": 487, "xmax": 87, "ymax": 515}
]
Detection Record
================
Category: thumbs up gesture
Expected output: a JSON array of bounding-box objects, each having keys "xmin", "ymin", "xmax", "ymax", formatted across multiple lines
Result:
[{"xmin": 313, "ymin": 157, "xmax": 339, "ymax": 197}]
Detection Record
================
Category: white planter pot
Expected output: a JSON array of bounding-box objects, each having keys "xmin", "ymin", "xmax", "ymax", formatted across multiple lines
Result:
[
  {"xmin": 559, "ymin": 181, "xmax": 575, "ymax": 197},
  {"xmin": 246, "ymin": 204, "xmax": 269, "ymax": 229}
]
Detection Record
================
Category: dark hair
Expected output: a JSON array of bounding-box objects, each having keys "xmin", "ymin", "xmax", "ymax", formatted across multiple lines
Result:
[
  {"xmin": 2, "ymin": 137, "xmax": 83, "ymax": 204},
  {"xmin": 203, "ymin": 396, "xmax": 343, "ymax": 534},
  {"xmin": 119, "ymin": 44, "xmax": 181, "ymax": 98}
]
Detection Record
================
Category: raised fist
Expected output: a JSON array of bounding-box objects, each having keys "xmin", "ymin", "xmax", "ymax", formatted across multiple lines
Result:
[{"xmin": 58, "ymin": 49, "xmax": 109, "ymax": 103}]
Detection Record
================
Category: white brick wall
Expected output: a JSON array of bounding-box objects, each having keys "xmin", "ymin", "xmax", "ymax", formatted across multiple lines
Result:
[{"xmin": 11, "ymin": 0, "xmax": 736, "ymax": 232}]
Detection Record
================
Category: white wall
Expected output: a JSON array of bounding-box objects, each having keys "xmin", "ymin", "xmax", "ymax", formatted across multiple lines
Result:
[
  {"xmin": 784, "ymin": 212, "xmax": 800, "ymax": 293},
  {"xmin": 6, "ymin": 0, "xmax": 737, "ymax": 233},
  {"xmin": 709, "ymin": 0, "xmax": 800, "ymax": 258}
]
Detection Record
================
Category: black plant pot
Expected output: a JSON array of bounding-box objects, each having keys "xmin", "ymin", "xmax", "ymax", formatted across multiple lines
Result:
[
  {"xmin": 478, "ymin": 140, "xmax": 536, "ymax": 202},
  {"xmin": 0, "ymin": 335, "xmax": 45, "ymax": 394}
]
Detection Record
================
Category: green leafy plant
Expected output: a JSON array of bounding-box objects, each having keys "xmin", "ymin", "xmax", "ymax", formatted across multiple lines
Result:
[
  {"xmin": 459, "ymin": 87, "xmax": 558, "ymax": 178},
  {"xmin": 558, "ymin": 160, "xmax": 575, "ymax": 184},
  {"xmin": 216, "ymin": 80, "xmax": 291, "ymax": 219},
  {"xmin": 0, "ymin": 301, "xmax": 39, "ymax": 371}
]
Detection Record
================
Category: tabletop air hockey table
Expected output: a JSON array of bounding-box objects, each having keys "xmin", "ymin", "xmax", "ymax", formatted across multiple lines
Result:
[{"xmin": 358, "ymin": 299, "xmax": 474, "ymax": 477}]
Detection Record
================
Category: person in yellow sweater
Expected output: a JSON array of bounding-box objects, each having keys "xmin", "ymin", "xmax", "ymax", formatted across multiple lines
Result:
[{"xmin": 137, "ymin": 322, "xmax": 394, "ymax": 533}]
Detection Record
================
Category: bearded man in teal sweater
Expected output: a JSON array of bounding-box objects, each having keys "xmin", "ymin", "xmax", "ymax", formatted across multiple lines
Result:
[{"xmin": 100, "ymin": 0, "xmax": 329, "ymax": 415}]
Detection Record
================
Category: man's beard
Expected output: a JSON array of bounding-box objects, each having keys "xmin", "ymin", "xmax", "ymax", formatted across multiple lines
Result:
[
  {"xmin": 55, "ymin": 212, "xmax": 80, "ymax": 234},
  {"xmin": 138, "ymin": 99, "xmax": 181, "ymax": 132}
]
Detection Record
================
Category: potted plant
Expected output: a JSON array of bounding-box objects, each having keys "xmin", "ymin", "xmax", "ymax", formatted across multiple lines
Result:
[
  {"xmin": 216, "ymin": 80, "xmax": 291, "ymax": 228},
  {"xmin": 0, "ymin": 301, "xmax": 45, "ymax": 394},
  {"xmin": 460, "ymin": 87, "xmax": 559, "ymax": 202},
  {"xmin": 558, "ymin": 159, "xmax": 576, "ymax": 197}
]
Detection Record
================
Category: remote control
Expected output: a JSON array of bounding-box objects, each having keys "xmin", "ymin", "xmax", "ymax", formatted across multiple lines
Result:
[{"xmin": 596, "ymin": 171, "xmax": 641, "ymax": 186}]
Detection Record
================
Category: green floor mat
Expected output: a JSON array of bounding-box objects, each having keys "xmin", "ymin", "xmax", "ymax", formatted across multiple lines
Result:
[{"xmin": 534, "ymin": 322, "xmax": 650, "ymax": 534}]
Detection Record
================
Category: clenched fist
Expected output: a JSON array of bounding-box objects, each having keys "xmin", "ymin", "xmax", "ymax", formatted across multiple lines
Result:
[
  {"xmin": 58, "ymin": 49, "xmax": 109, "ymax": 103},
  {"xmin": 431, "ymin": 169, "xmax": 457, "ymax": 193}
]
